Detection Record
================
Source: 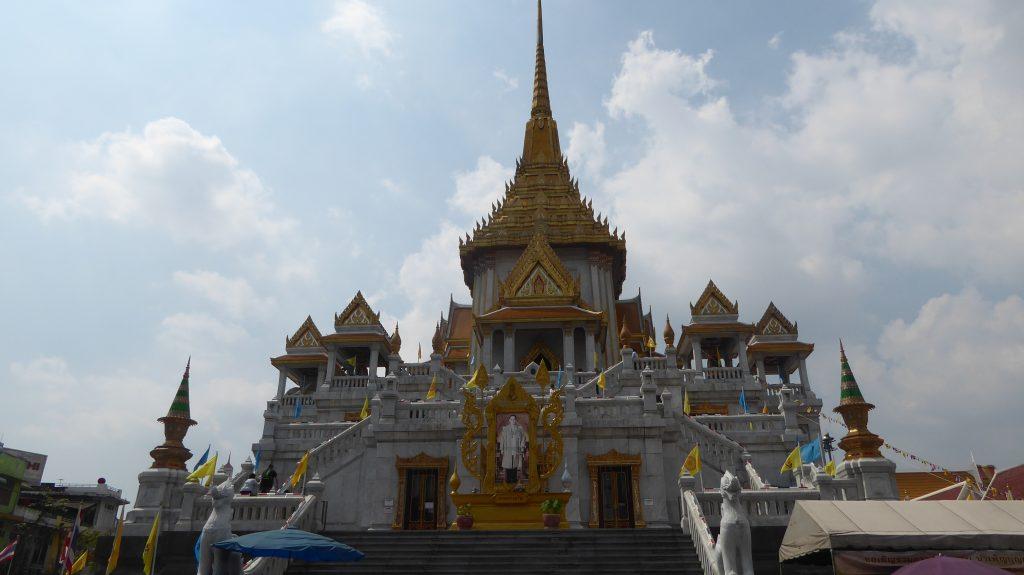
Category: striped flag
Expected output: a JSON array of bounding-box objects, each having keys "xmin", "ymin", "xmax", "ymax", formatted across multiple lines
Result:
[
  {"xmin": 59, "ymin": 508, "xmax": 82, "ymax": 573},
  {"xmin": 0, "ymin": 538, "xmax": 17, "ymax": 564}
]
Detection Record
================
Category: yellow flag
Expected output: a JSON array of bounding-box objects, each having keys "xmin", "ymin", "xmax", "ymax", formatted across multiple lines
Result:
[
  {"xmin": 466, "ymin": 363, "xmax": 487, "ymax": 390},
  {"xmin": 105, "ymin": 508, "xmax": 124, "ymax": 574},
  {"xmin": 761, "ymin": 404, "xmax": 769, "ymax": 414},
  {"xmin": 70, "ymin": 550, "xmax": 88, "ymax": 574},
  {"xmin": 781, "ymin": 446, "xmax": 802, "ymax": 473},
  {"xmin": 597, "ymin": 371, "xmax": 606, "ymax": 391},
  {"xmin": 185, "ymin": 453, "xmax": 218, "ymax": 484},
  {"xmin": 683, "ymin": 389, "xmax": 691, "ymax": 415},
  {"xmin": 426, "ymin": 374, "xmax": 438, "ymax": 400},
  {"xmin": 142, "ymin": 511, "xmax": 160, "ymax": 575},
  {"xmin": 289, "ymin": 451, "xmax": 310, "ymax": 488},
  {"xmin": 536, "ymin": 362, "xmax": 550, "ymax": 390},
  {"xmin": 646, "ymin": 336, "xmax": 656, "ymax": 350},
  {"xmin": 681, "ymin": 445, "xmax": 701, "ymax": 476},
  {"xmin": 824, "ymin": 460, "xmax": 836, "ymax": 477},
  {"xmin": 359, "ymin": 396, "xmax": 370, "ymax": 420},
  {"xmin": 345, "ymin": 356, "xmax": 357, "ymax": 367}
]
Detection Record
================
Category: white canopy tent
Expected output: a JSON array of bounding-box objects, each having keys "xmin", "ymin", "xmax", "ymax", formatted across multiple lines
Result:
[{"xmin": 781, "ymin": 500, "xmax": 1024, "ymax": 562}]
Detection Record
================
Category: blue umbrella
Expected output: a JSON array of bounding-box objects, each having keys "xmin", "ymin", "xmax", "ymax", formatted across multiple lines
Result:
[{"xmin": 212, "ymin": 528, "xmax": 364, "ymax": 562}]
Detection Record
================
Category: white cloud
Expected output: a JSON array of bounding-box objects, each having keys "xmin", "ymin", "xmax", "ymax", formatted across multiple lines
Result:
[
  {"xmin": 566, "ymin": 121, "xmax": 607, "ymax": 181},
  {"xmin": 6, "ymin": 355, "xmax": 266, "ymax": 505},
  {"xmin": 492, "ymin": 69, "xmax": 519, "ymax": 92},
  {"xmin": 173, "ymin": 270, "xmax": 273, "ymax": 318},
  {"xmin": 447, "ymin": 156, "xmax": 513, "ymax": 216},
  {"xmin": 592, "ymin": 0, "xmax": 1024, "ymax": 313},
  {"xmin": 396, "ymin": 222, "xmax": 470, "ymax": 356},
  {"xmin": 21, "ymin": 117, "xmax": 295, "ymax": 249},
  {"xmin": 322, "ymin": 0, "xmax": 396, "ymax": 58},
  {"xmin": 768, "ymin": 31, "xmax": 783, "ymax": 50},
  {"xmin": 857, "ymin": 289, "xmax": 1024, "ymax": 467},
  {"xmin": 159, "ymin": 312, "xmax": 248, "ymax": 352}
]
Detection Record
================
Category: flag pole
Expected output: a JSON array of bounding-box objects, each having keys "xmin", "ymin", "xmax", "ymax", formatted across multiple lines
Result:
[
  {"xmin": 153, "ymin": 514, "xmax": 160, "ymax": 575},
  {"xmin": 6, "ymin": 538, "xmax": 15, "ymax": 575}
]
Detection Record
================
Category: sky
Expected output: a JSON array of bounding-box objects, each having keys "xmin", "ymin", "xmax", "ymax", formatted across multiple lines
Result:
[{"xmin": 1, "ymin": 0, "xmax": 1022, "ymax": 503}]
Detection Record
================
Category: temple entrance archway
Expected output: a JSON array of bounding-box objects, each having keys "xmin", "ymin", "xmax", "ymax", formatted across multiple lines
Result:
[
  {"xmin": 392, "ymin": 454, "xmax": 448, "ymax": 530},
  {"xmin": 587, "ymin": 450, "xmax": 646, "ymax": 528}
]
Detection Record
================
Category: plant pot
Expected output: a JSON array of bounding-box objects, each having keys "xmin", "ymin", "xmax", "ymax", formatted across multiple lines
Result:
[
  {"xmin": 456, "ymin": 515, "xmax": 474, "ymax": 530},
  {"xmin": 542, "ymin": 513, "xmax": 560, "ymax": 529}
]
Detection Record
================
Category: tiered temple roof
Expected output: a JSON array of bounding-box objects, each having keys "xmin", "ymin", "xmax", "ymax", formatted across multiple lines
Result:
[{"xmin": 458, "ymin": 0, "xmax": 626, "ymax": 294}]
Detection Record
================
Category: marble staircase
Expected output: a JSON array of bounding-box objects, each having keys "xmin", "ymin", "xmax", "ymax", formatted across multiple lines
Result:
[{"xmin": 285, "ymin": 528, "xmax": 702, "ymax": 575}]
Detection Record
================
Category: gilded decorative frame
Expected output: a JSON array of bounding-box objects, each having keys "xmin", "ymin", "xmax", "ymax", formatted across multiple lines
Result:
[
  {"xmin": 392, "ymin": 453, "xmax": 449, "ymax": 530},
  {"xmin": 586, "ymin": 449, "xmax": 646, "ymax": 528},
  {"xmin": 483, "ymin": 376, "xmax": 541, "ymax": 494}
]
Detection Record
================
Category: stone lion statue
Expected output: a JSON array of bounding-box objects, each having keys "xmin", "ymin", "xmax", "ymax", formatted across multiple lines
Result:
[
  {"xmin": 197, "ymin": 479, "xmax": 242, "ymax": 575},
  {"xmin": 714, "ymin": 471, "xmax": 754, "ymax": 575}
]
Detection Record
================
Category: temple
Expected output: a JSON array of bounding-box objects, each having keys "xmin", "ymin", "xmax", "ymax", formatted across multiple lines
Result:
[{"xmin": 122, "ymin": 2, "xmax": 907, "ymax": 571}]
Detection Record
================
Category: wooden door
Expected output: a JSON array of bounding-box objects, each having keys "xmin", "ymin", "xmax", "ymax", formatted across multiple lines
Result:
[
  {"xmin": 403, "ymin": 468, "xmax": 439, "ymax": 530},
  {"xmin": 597, "ymin": 465, "xmax": 634, "ymax": 528}
]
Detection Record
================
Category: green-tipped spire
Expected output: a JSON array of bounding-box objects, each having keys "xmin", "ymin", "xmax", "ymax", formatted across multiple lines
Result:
[
  {"xmin": 165, "ymin": 356, "xmax": 192, "ymax": 419},
  {"xmin": 838, "ymin": 340, "xmax": 867, "ymax": 405}
]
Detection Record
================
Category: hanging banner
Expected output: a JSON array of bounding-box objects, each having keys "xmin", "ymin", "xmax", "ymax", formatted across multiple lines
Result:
[{"xmin": 834, "ymin": 550, "xmax": 1024, "ymax": 575}]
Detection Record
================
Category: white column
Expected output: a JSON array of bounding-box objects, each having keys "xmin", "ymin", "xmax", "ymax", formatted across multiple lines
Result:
[
  {"xmin": 325, "ymin": 348, "xmax": 338, "ymax": 385},
  {"xmin": 503, "ymin": 329, "xmax": 515, "ymax": 372},
  {"xmin": 798, "ymin": 358, "xmax": 810, "ymax": 390},
  {"xmin": 276, "ymin": 369, "xmax": 287, "ymax": 399},
  {"xmin": 756, "ymin": 358, "xmax": 767, "ymax": 384},
  {"xmin": 691, "ymin": 337, "xmax": 703, "ymax": 371},
  {"xmin": 368, "ymin": 345, "xmax": 379, "ymax": 378},
  {"xmin": 562, "ymin": 328, "xmax": 574, "ymax": 370},
  {"xmin": 736, "ymin": 337, "xmax": 750, "ymax": 373},
  {"xmin": 482, "ymin": 330, "xmax": 493, "ymax": 372},
  {"xmin": 585, "ymin": 328, "xmax": 596, "ymax": 371}
]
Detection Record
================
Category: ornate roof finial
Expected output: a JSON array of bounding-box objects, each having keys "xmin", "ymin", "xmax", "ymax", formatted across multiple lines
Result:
[
  {"xmin": 531, "ymin": 0, "xmax": 551, "ymax": 119},
  {"xmin": 619, "ymin": 320, "xmax": 632, "ymax": 349},
  {"xmin": 390, "ymin": 322, "xmax": 402, "ymax": 354},
  {"xmin": 150, "ymin": 358, "xmax": 198, "ymax": 470},
  {"xmin": 833, "ymin": 340, "xmax": 884, "ymax": 460},
  {"xmin": 663, "ymin": 315, "xmax": 676, "ymax": 347},
  {"xmin": 432, "ymin": 321, "xmax": 444, "ymax": 355}
]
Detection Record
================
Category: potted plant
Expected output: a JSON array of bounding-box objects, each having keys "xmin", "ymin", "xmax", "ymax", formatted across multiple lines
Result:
[
  {"xmin": 540, "ymin": 498, "xmax": 563, "ymax": 529},
  {"xmin": 455, "ymin": 503, "xmax": 474, "ymax": 530}
]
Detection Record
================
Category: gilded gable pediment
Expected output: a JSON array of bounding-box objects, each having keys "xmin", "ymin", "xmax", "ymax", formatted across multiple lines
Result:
[
  {"xmin": 755, "ymin": 302, "xmax": 797, "ymax": 336},
  {"xmin": 334, "ymin": 291, "xmax": 383, "ymax": 329},
  {"xmin": 500, "ymin": 233, "xmax": 582, "ymax": 307},
  {"xmin": 690, "ymin": 280, "xmax": 738, "ymax": 316},
  {"xmin": 286, "ymin": 316, "xmax": 323, "ymax": 349}
]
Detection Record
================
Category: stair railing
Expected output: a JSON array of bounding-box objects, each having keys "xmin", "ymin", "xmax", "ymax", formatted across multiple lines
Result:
[
  {"xmin": 241, "ymin": 491, "xmax": 321, "ymax": 575},
  {"xmin": 574, "ymin": 360, "xmax": 624, "ymax": 397},
  {"xmin": 680, "ymin": 488, "xmax": 717, "ymax": 575}
]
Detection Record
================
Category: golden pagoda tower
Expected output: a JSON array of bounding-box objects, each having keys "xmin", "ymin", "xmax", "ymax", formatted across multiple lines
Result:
[
  {"xmin": 831, "ymin": 341, "xmax": 898, "ymax": 499},
  {"xmin": 149, "ymin": 358, "xmax": 198, "ymax": 470},
  {"xmin": 833, "ymin": 341, "xmax": 883, "ymax": 460}
]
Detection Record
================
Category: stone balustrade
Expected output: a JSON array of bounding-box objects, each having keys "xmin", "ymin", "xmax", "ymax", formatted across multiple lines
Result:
[
  {"xmin": 399, "ymin": 401, "xmax": 461, "ymax": 426},
  {"xmin": 576, "ymin": 397, "xmax": 644, "ymax": 424},
  {"xmin": 329, "ymin": 376, "xmax": 373, "ymax": 389},
  {"xmin": 401, "ymin": 362, "xmax": 431, "ymax": 376},
  {"xmin": 677, "ymin": 414, "xmax": 746, "ymax": 476},
  {"xmin": 680, "ymin": 489, "xmax": 717, "ymax": 575},
  {"xmin": 309, "ymin": 416, "xmax": 371, "ymax": 477},
  {"xmin": 693, "ymin": 488, "xmax": 820, "ymax": 527},
  {"xmin": 191, "ymin": 495, "xmax": 304, "ymax": 532},
  {"xmin": 637, "ymin": 356, "xmax": 669, "ymax": 371},
  {"xmin": 575, "ymin": 360, "xmax": 624, "ymax": 397},
  {"xmin": 242, "ymin": 491, "xmax": 323, "ymax": 575},
  {"xmin": 278, "ymin": 422, "xmax": 351, "ymax": 441},
  {"xmin": 702, "ymin": 366, "xmax": 745, "ymax": 381},
  {"xmin": 694, "ymin": 414, "xmax": 786, "ymax": 434}
]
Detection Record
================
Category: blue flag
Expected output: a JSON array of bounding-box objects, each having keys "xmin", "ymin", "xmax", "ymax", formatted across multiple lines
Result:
[
  {"xmin": 800, "ymin": 438, "xmax": 822, "ymax": 464},
  {"xmin": 556, "ymin": 370, "xmax": 563, "ymax": 389},
  {"xmin": 193, "ymin": 444, "xmax": 211, "ymax": 472},
  {"xmin": 253, "ymin": 447, "xmax": 262, "ymax": 472},
  {"xmin": 293, "ymin": 398, "xmax": 302, "ymax": 418},
  {"xmin": 194, "ymin": 535, "xmax": 202, "ymax": 564},
  {"xmin": 738, "ymin": 389, "xmax": 749, "ymax": 414}
]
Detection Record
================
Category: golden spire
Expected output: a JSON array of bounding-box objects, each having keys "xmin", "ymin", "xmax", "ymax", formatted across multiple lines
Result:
[
  {"xmin": 521, "ymin": 0, "xmax": 561, "ymax": 164},
  {"xmin": 833, "ymin": 340, "xmax": 884, "ymax": 460},
  {"xmin": 531, "ymin": 0, "xmax": 551, "ymax": 119},
  {"xmin": 663, "ymin": 315, "xmax": 676, "ymax": 347}
]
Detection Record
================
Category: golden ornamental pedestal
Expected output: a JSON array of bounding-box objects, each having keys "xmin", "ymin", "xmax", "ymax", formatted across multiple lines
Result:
[{"xmin": 451, "ymin": 375, "xmax": 571, "ymax": 530}]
